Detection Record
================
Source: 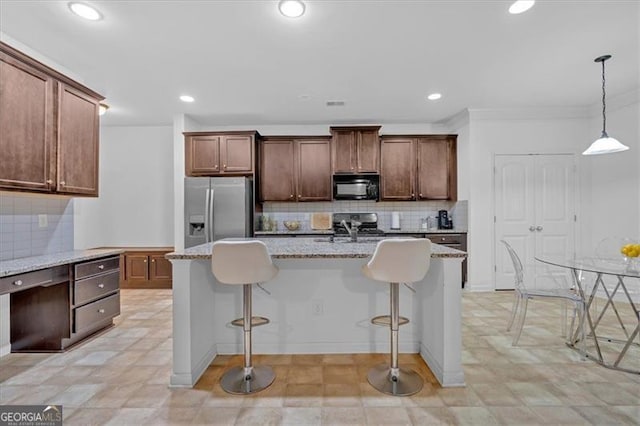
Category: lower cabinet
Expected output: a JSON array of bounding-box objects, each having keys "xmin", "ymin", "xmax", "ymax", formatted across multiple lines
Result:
[
  {"xmin": 5, "ymin": 255, "xmax": 120, "ymax": 352},
  {"xmin": 120, "ymin": 248, "xmax": 173, "ymax": 289}
]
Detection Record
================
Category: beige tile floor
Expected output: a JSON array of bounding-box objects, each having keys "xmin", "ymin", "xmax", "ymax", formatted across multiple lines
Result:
[{"xmin": 1, "ymin": 289, "xmax": 639, "ymax": 425}]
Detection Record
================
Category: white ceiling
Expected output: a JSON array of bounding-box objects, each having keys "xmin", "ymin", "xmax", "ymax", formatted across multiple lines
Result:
[{"xmin": 1, "ymin": 1, "xmax": 638, "ymax": 127}]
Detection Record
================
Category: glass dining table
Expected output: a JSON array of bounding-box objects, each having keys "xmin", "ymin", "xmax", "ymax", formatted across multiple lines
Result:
[{"xmin": 535, "ymin": 256, "xmax": 640, "ymax": 375}]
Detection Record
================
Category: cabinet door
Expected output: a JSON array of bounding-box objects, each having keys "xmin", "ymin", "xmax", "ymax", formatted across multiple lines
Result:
[
  {"xmin": 221, "ymin": 135, "xmax": 253, "ymax": 174},
  {"xmin": 331, "ymin": 130, "xmax": 356, "ymax": 173},
  {"xmin": 186, "ymin": 135, "xmax": 221, "ymax": 175},
  {"xmin": 260, "ymin": 140, "xmax": 295, "ymax": 201},
  {"xmin": 380, "ymin": 138, "xmax": 415, "ymax": 200},
  {"xmin": 417, "ymin": 138, "xmax": 456, "ymax": 200},
  {"xmin": 125, "ymin": 255, "xmax": 149, "ymax": 281},
  {"xmin": 297, "ymin": 139, "xmax": 331, "ymax": 201},
  {"xmin": 149, "ymin": 254, "xmax": 172, "ymax": 281},
  {"xmin": 57, "ymin": 83, "xmax": 100, "ymax": 196},
  {"xmin": 0, "ymin": 52, "xmax": 55, "ymax": 192},
  {"xmin": 356, "ymin": 130, "xmax": 380, "ymax": 173}
]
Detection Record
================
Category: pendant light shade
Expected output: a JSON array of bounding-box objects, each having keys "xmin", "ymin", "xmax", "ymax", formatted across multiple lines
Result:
[{"xmin": 583, "ymin": 55, "xmax": 629, "ymax": 156}]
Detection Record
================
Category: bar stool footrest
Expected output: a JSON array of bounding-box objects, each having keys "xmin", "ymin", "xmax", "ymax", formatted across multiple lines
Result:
[
  {"xmin": 231, "ymin": 316, "xmax": 270, "ymax": 327},
  {"xmin": 371, "ymin": 315, "xmax": 409, "ymax": 327},
  {"xmin": 367, "ymin": 363, "xmax": 423, "ymax": 396}
]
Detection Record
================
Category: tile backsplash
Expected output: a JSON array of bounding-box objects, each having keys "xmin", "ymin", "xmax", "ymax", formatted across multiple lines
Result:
[
  {"xmin": 0, "ymin": 193, "xmax": 74, "ymax": 261},
  {"xmin": 261, "ymin": 200, "xmax": 467, "ymax": 231}
]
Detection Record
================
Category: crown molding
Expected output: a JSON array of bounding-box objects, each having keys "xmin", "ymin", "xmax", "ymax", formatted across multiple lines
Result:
[{"xmin": 587, "ymin": 89, "xmax": 640, "ymax": 117}]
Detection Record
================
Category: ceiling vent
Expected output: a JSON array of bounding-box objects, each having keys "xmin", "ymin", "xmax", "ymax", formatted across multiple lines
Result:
[{"xmin": 326, "ymin": 100, "xmax": 346, "ymax": 107}]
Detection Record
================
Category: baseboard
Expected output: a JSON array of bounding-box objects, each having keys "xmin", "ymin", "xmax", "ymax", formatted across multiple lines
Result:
[
  {"xmin": 216, "ymin": 341, "xmax": 421, "ymax": 355},
  {"xmin": 170, "ymin": 341, "xmax": 217, "ymax": 387},
  {"xmin": 420, "ymin": 342, "xmax": 465, "ymax": 387},
  {"xmin": 0, "ymin": 343, "xmax": 10, "ymax": 358},
  {"xmin": 464, "ymin": 281, "xmax": 495, "ymax": 292}
]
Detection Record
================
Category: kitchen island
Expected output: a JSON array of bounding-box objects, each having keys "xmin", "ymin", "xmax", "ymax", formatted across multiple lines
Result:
[{"xmin": 166, "ymin": 237, "xmax": 466, "ymax": 388}]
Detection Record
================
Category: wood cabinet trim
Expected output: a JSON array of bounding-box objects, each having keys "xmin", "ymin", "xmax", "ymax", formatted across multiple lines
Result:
[{"xmin": 0, "ymin": 41, "xmax": 104, "ymax": 101}]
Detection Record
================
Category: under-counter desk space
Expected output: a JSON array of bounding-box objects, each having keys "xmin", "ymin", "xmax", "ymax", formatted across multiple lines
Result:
[{"xmin": 0, "ymin": 248, "xmax": 123, "ymax": 355}]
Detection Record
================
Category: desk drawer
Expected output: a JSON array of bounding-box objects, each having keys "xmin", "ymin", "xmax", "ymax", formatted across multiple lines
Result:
[
  {"xmin": 74, "ymin": 292, "xmax": 120, "ymax": 333},
  {"xmin": 74, "ymin": 270, "xmax": 119, "ymax": 306},
  {"xmin": 0, "ymin": 265, "xmax": 68, "ymax": 295},
  {"xmin": 74, "ymin": 256, "xmax": 119, "ymax": 280},
  {"xmin": 426, "ymin": 234, "xmax": 463, "ymax": 245}
]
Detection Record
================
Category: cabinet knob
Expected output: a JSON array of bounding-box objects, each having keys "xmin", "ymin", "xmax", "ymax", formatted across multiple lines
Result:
[
  {"xmin": 441, "ymin": 237, "xmax": 446, "ymax": 241},
  {"xmin": 290, "ymin": 194, "xmax": 294, "ymax": 198},
  {"xmin": 351, "ymin": 167, "xmax": 354, "ymax": 170},
  {"xmin": 529, "ymin": 226, "xmax": 536, "ymax": 232},
  {"xmin": 144, "ymin": 259, "xmax": 147, "ymax": 263},
  {"xmin": 419, "ymin": 193, "xmax": 423, "ymax": 197},
  {"xmin": 223, "ymin": 164, "xmax": 227, "ymax": 169},
  {"xmin": 536, "ymin": 226, "xmax": 543, "ymax": 232},
  {"xmin": 98, "ymin": 264, "xmax": 105, "ymax": 270},
  {"xmin": 13, "ymin": 280, "xmax": 23, "ymax": 286},
  {"xmin": 98, "ymin": 309, "xmax": 105, "ymax": 314},
  {"xmin": 411, "ymin": 193, "xmax": 415, "ymax": 197},
  {"xmin": 297, "ymin": 194, "xmax": 301, "ymax": 198},
  {"xmin": 60, "ymin": 181, "xmax": 66, "ymax": 186},
  {"xmin": 46, "ymin": 179, "xmax": 53, "ymax": 185},
  {"xmin": 214, "ymin": 165, "xmax": 218, "ymax": 169},
  {"xmin": 151, "ymin": 259, "xmax": 155, "ymax": 262},
  {"xmin": 98, "ymin": 283, "xmax": 105, "ymax": 288}
]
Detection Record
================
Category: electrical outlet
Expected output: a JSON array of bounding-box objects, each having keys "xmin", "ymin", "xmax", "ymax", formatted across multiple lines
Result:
[
  {"xmin": 312, "ymin": 300, "xmax": 323, "ymax": 316},
  {"xmin": 38, "ymin": 214, "xmax": 48, "ymax": 228}
]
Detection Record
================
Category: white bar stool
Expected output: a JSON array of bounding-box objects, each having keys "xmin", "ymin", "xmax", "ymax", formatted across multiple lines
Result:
[
  {"xmin": 362, "ymin": 238, "xmax": 431, "ymax": 396},
  {"xmin": 211, "ymin": 239, "xmax": 278, "ymax": 395}
]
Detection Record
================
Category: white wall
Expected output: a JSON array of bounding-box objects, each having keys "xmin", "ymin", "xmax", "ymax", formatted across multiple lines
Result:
[
  {"xmin": 75, "ymin": 126, "xmax": 174, "ymax": 248},
  {"xmin": 462, "ymin": 114, "xmax": 590, "ymax": 291},
  {"xmin": 585, "ymin": 100, "xmax": 640, "ymax": 250}
]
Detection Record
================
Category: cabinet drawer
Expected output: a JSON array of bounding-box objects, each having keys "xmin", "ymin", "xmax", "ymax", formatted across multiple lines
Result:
[
  {"xmin": 74, "ymin": 256, "xmax": 119, "ymax": 280},
  {"xmin": 0, "ymin": 265, "xmax": 68, "ymax": 295},
  {"xmin": 74, "ymin": 270, "xmax": 119, "ymax": 306},
  {"xmin": 74, "ymin": 292, "xmax": 120, "ymax": 333},
  {"xmin": 426, "ymin": 234, "xmax": 463, "ymax": 245}
]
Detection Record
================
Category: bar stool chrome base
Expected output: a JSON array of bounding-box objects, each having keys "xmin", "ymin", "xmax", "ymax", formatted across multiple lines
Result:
[
  {"xmin": 220, "ymin": 365, "xmax": 275, "ymax": 395},
  {"xmin": 367, "ymin": 363, "xmax": 423, "ymax": 396}
]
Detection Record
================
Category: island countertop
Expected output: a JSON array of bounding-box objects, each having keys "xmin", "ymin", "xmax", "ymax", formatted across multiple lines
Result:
[{"xmin": 166, "ymin": 237, "xmax": 467, "ymax": 260}]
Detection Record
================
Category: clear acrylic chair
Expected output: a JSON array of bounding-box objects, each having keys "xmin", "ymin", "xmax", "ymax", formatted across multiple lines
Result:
[{"xmin": 500, "ymin": 240, "xmax": 586, "ymax": 347}]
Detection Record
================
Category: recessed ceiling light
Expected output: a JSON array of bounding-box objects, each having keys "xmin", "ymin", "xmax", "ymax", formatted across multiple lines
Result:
[
  {"xmin": 68, "ymin": 2, "xmax": 102, "ymax": 21},
  {"xmin": 326, "ymin": 100, "xmax": 345, "ymax": 107},
  {"xmin": 98, "ymin": 103, "xmax": 109, "ymax": 115},
  {"xmin": 509, "ymin": 0, "xmax": 535, "ymax": 14},
  {"xmin": 427, "ymin": 93, "xmax": 442, "ymax": 101},
  {"xmin": 279, "ymin": 0, "xmax": 305, "ymax": 18},
  {"xmin": 180, "ymin": 95, "xmax": 195, "ymax": 103}
]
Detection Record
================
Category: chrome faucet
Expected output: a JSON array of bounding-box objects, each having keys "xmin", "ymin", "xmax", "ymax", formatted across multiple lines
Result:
[{"xmin": 340, "ymin": 219, "xmax": 361, "ymax": 242}]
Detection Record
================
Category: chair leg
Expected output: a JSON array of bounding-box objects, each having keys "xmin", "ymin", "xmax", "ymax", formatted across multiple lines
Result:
[
  {"xmin": 367, "ymin": 282, "xmax": 423, "ymax": 396},
  {"xmin": 511, "ymin": 296, "xmax": 529, "ymax": 346},
  {"xmin": 220, "ymin": 284, "xmax": 275, "ymax": 395},
  {"xmin": 506, "ymin": 293, "xmax": 521, "ymax": 332}
]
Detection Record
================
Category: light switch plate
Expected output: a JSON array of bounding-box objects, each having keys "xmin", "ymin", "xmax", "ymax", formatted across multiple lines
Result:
[{"xmin": 38, "ymin": 214, "xmax": 48, "ymax": 228}]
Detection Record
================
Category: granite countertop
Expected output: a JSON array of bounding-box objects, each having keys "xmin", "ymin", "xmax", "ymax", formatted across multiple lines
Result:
[
  {"xmin": 255, "ymin": 230, "xmax": 334, "ymax": 236},
  {"xmin": 167, "ymin": 237, "xmax": 466, "ymax": 260},
  {"xmin": 0, "ymin": 248, "xmax": 125, "ymax": 278},
  {"xmin": 380, "ymin": 228, "xmax": 467, "ymax": 234},
  {"xmin": 255, "ymin": 228, "xmax": 467, "ymax": 236}
]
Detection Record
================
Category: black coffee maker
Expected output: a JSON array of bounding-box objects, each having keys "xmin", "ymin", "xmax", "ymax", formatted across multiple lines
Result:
[{"xmin": 437, "ymin": 210, "xmax": 453, "ymax": 229}]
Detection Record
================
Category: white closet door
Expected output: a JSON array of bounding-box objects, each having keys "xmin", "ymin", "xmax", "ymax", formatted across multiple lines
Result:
[{"xmin": 494, "ymin": 154, "xmax": 576, "ymax": 290}]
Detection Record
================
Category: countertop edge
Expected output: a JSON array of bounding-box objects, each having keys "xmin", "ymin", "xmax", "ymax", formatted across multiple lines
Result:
[{"xmin": 0, "ymin": 249, "xmax": 125, "ymax": 278}]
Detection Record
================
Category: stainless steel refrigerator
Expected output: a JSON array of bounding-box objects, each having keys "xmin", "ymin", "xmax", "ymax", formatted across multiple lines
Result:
[{"xmin": 184, "ymin": 177, "xmax": 254, "ymax": 248}]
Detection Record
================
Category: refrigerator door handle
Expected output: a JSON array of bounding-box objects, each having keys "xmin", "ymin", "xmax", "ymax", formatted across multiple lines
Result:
[
  {"xmin": 204, "ymin": 189, "xmax": 211, "ymax": 243},
  {"xmin": 209, "ymin": 188, "xmax": 215, "ymax": 242}
]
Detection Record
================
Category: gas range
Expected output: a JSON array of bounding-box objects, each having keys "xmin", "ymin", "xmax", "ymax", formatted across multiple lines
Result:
[{"xmin": 332, "ymin": 213, "xmax": 384, "ymax": 235}]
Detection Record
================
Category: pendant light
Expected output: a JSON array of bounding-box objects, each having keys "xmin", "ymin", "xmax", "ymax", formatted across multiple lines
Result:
[{"xmin": 582, "ymin": 55, "xmax": 629, "ymax": 155}]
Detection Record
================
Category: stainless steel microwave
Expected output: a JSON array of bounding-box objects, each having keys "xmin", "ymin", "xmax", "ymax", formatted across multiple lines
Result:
[{"xmin": 333, "ymin": 175, "xmax": 379, "ymax": 201}]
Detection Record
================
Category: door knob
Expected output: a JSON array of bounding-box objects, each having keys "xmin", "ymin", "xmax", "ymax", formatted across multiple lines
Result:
[
  {"xmin": 536, "ymin": 226, "xmax": 543, "ymax": 231},
  {"xmin": 529, "ymin": 226, "xmax": 536, "ymax": 232}
]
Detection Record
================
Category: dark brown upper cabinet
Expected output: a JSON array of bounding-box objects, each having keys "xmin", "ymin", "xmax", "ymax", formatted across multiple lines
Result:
[
  {"xmin": 380, "ymin": 135, "xmax": 457, "ymax": 201},
  {"xmin": 0, "ymin": 41, "xmax": 103, "ymax": 196},
  {"xmin": 184, "ymin": 131, "xmax": 257, "ymax": 176},
  {"xmin": 330, "ymin": 126, "xmax": 380, "ymax": 174},
  {"xmin": 259, "ymin": 137, "xmax": 331, "ymax": 202}
]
